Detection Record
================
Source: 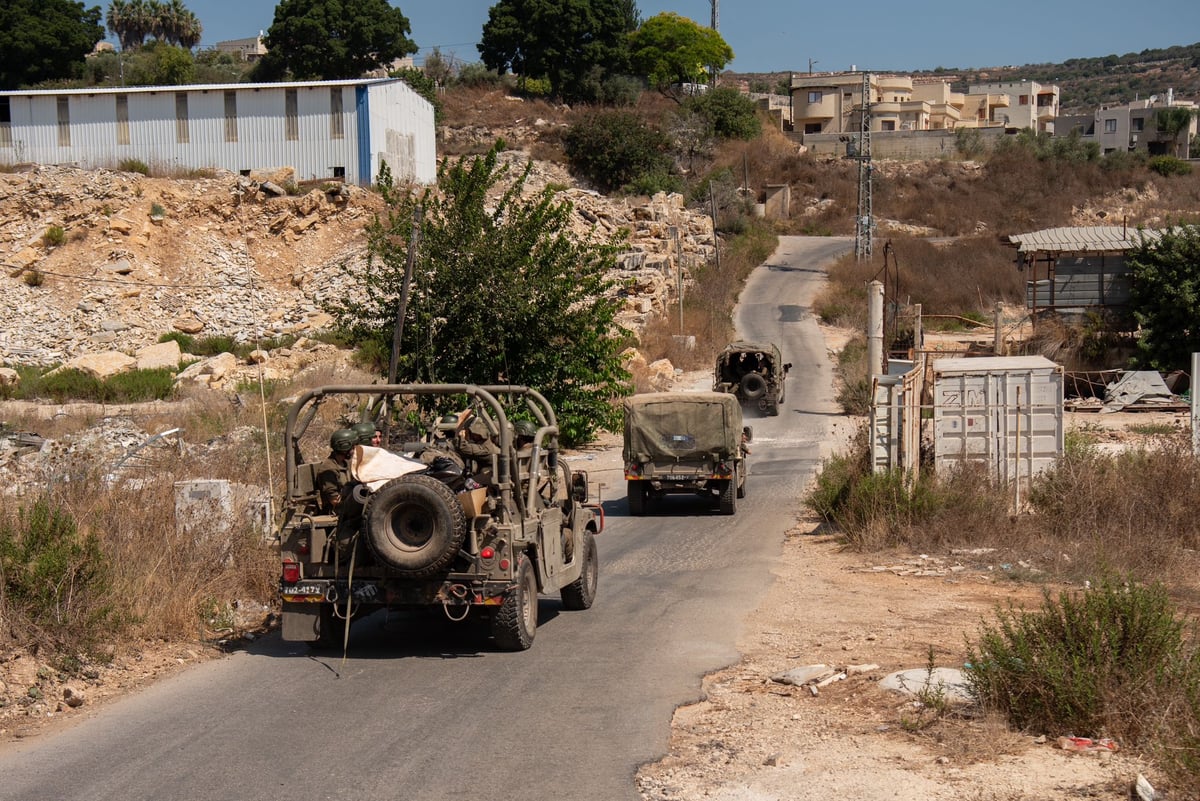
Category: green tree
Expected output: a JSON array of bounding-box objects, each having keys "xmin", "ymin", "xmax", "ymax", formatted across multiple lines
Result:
[
  {"xmin": 1156, "ymin": 107, "xmax": 1198, "ymax": 157},
  {"xmin": 326, "ymin": 145, "xmax": 630, "ymax": 442},
  {"xmin": 628, "ymin": 12, "xmax": 732, "ymax": 94},
  {"xmin": 683, "ymin": 86, "xmax": 761, "ymax": 140},
  {"xmin": 563, "ymin": 110, "xmax": 674, "ymax": 193},
  {"xmin": 479, "ymin": 0, "xmax": 639, "ymax": 102},
  {"xmin": 0, "ymin": 0, "xmax": 104, "ymax": 90},
  {"xmin": 1128, "ymin": 225, "xmax": 1200, "ymax": 370},
  {"xmin": 257, "ymin": 0, "xmax": 417, "ymax": 80}
]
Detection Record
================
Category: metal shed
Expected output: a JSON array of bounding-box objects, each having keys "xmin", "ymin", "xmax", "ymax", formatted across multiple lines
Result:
[
  {"xmin": 1006, "ymin": 225, "xmax": 1165, "ymax": 312},
  {"xmin": 0, "ymin": 77, "xmax": 435, "ymax": 186},
  {"xmin": 932, "ymin": 356, "xmax": 1063, "ymax": 495}
]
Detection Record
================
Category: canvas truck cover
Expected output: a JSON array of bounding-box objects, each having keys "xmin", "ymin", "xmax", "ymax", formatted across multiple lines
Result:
[{"xmin": 623, "ymin": 392, "xmax": 743, "ymax": 462}]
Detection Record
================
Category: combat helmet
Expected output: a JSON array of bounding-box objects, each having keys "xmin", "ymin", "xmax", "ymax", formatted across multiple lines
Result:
[
  {"xmin": 351, "ymin": 421, "xmax": 377, "ymax": 445},
  {"xmin": 329, "ymin": 428, "xmax": 357, "ymax": 453}
]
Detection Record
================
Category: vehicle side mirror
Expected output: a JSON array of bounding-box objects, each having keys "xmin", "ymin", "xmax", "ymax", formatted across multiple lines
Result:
[
  {"xmin": 742, "ymin": 426, "xmax": 753, "ymax": 443},
  {"xmin": 571, "ymin": 471, "xmax": 589, "ymax": 503},
  {"xmin": 784, "ymin": 362, "xmax": 793, "ymax": 373}
]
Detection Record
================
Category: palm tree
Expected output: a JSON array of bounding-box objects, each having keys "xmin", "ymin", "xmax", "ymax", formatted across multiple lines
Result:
[
  {"xmin": 107, "ymin": 0, "xmax": 154, "ymax": 50},
  {"xmin": 163, "ymin": 0, "xmax": 203, "ymax": 49}
]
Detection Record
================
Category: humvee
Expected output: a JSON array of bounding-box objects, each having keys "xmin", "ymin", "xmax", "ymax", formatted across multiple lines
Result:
[
  {"xmin": 713, "ymin": 341, "xmax": 791, "ymax": 416},
  {"xmin": 276, "ymin": 384, "xmax": 601, "ymax": 651},
  {"xmin": 623, "ymin": 391, "xmax": 750, "ymax": 516}
]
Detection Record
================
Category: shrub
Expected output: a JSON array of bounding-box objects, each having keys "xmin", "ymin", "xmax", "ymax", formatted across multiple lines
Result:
[
  {"xmin": 118, "ymin": 158, "xmax": 150, "ymax": 176},
  {"xmin": 683, "ymin": 87, "xmax": 762, "ymax": 141},
  {"xmin": 563, "ymin": 110, "xmax": 673, "ymax": 194},
  {"xmin": 965, "ymin": 578, "xmax": 1200, "ymax": 757},
  {"xmin": 150, "ymin": 203, "xmax": 165, "ymax": 219},
  {"xmin": 0, "ymin": 496, "xmax": 120, "ymax": 653},
  {"xmin": 1148, "ymin": 155, "xmax": 1192, "ymax": 177},
  {"xmin": 15, "ymin": 368, "xmax": 176, "ymax": 403},
  {"xmin": 42, "ymin": 225, "xmax": 65, "ymax": 247},
  {"xmin": 455, "ymin": 63, "xmax": 504, "ymax": 88},
  {"xmin": 22, "ymin": 269, "xmax": 44, "ymax": 287}
]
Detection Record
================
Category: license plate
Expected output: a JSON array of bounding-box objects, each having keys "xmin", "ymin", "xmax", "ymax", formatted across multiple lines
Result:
[
  {"xmin": 663, "ymin": 475, "xmax": 694, "ymax": 481},
  {"xmin": 284, "ymin": 583, "xmax": 324, "ymax": 596}
]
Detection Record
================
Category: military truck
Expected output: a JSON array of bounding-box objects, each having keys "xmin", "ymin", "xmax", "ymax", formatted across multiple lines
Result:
[
  {"xmin": 622, "ymin": 391, "xmax": 750, "ymax": 516},
  {"xmin": 713, "ymin": 341, "xmax": 791, "ymax": 416},
  {"xmin": 276, "ymin": 384, "xmax": 601, "ymax": 651}
]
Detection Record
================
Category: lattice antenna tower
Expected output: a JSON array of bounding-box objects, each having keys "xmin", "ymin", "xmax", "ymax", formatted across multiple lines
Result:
[{"xmin": 855, "ymin": 71, "xmax": 874, "ymax": 260}]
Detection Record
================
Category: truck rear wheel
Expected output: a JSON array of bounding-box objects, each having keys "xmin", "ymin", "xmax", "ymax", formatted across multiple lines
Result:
[
  {"xmin": 492, "ymin": 554, "xmax": 538, "ymax": 650},
  {"xmin": 719, "ymin": 467, "xmax": 737, "ymax": 515},
  {"xmin": 627, "ymin": 480, "xmax": 647, "ymax": 516},
  {"xmin": 560, "ymin": 531, "xmax": 598, "ymax": 610},
  {"xmin": 364, "ymin": 474, "xmax": 468, "ymax": 577}
]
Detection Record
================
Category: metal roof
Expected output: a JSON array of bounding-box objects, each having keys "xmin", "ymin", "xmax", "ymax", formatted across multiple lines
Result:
[
  {"xmin": 1007, "ymin": 226, "xmax": 1163, "ymax": 254},
  {"xmin": 0, "ymin": 77, "xmax": 400, "ymax": 98},
  {"xmin": 933, "ymin": 355, "xmax": 1062, "ymax": 374}
]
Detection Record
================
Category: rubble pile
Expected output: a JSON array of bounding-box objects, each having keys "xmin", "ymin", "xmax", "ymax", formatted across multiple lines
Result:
[{"xmin": 0, "ymin": 158, "xmax": 715, "ymax": 371}]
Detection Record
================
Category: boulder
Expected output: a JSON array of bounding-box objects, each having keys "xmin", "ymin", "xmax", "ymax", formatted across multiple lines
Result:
[
  {"xmin": 172, "ymin": 317, "xmax": 205, "ymax": 335},
  {"xmin": 135, "ymin": 340, "xmax": 182, "ymax": 371},
  {"xmin": 59, "ymin": 351, "xmax": 136, "ymax": 379},
  {"xmin": 0, "ymin": 366, "xmax": 20, "ymax": 387},
  {"xmin": 647, "ymin": 358, "xmax": 675, "ymax": 391}
]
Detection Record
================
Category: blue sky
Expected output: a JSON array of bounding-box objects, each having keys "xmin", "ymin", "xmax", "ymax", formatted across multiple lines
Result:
[{"xmin": 168, "ymin": 1, "xmax": 1200, "ymax": 75}]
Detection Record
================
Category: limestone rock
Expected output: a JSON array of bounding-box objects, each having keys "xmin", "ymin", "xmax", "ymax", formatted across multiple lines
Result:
[
  {"xmin": 58, "ymin": 351, "xmax": 136, "ymax": 379},
  {"xmin": 0, "ymin": 367, "xmax": 19, "ymax": 387},
  {"xmin": 135, "ymin": 340, "xmax": 182, "ymax": 371},
  {"xmin": 173, "ymin": 317, "xmax": 205, "ymax": 335},
  {"xmin": 647, "ymin": 358, "xmax": 675, "ymax": 391}
]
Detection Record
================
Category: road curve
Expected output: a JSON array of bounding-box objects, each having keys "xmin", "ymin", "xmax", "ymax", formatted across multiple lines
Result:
[{"xmin": 0, "ymin": 236, "xmax": 852, "ymax": 801}]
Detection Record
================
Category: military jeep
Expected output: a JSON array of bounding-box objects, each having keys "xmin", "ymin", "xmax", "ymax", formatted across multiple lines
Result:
[
  {"xmin": 713, "ymin": 341, "xmax": 791, "ymax": 416},
  {"xmin": 276, "ymin": 384, "xmax": 601, "ymax": 652}
]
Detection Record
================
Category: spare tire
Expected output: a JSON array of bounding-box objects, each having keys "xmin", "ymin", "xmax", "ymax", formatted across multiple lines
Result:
[
  {"xmin": 740, "ymin": 372, "xmax": 768, "ymax": 401},
  {"xmin": 363, "ymin": 474, "xmax": 468, "ymax": 577}
]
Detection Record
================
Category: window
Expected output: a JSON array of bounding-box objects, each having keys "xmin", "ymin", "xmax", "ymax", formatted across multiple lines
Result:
[
  {"xmin": 881, "ymin": 120, "xmax": 895, "ymax": 131},
  {"xmin": 224, "ymin": 91, "xmax": 238, "ymax": 142},
  {"xmin": 804, "ymin": 122, "xmax": 822, "ymax": 134},
  {"xmin": 332, "ymin": 166, "xmax": 345, "ymax": 179},
  {"xmin": 0, "ymin": 97, "xmax": 11, "ymax": 147},
  {"xmin": 1104, "ymin": 118, "xmax": 1117, "ymax": 133},
  {"xmin": 115, "ymin": 94, "xmax": 130, "ymax": 145},
  {"xmin": 57, "ymin": 96, "xmax": 70, "ymax": 146},
  {"xmin": 285, "ymin": 89, "xmax": 298, "ymax": 141},
  {"xmin": 807, "ymin": 90, "xmax": 822, "ymax": 104},
  {"xmin": 330, "ymin": 88, "xmax": 344, "ymax": 139},
  {"xmin": 1019, "ymin": 95, "xmax": 1029, "ymax": 105},
  {"xmin": 1132, "ymin": 117, "xmax": 1144, "ymax": 132},
  {"xmin": 175, "ymin": 92, "xmax": 189, "ymax": 143}
]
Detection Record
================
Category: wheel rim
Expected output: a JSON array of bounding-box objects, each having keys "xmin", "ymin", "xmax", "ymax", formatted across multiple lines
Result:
[
  {"xmin": 390, "ymin": 502, "xmax": 436, "ymax": 550},
  {"xmin": 521, "ymin": 570, "xmax": 536, "ymax": 631}
]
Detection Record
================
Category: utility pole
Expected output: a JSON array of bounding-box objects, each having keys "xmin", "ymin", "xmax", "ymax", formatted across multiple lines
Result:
[
  {"xmin": 708, "ymin": 0, "xmax": 720, "ymax": 86},
  {"xmin": 854, "ymin": 71, "xmax": 874, "ymax": 260},
  {"xmin": 808, "ymin": 58, "xmax": 818, "ymax": 75}
]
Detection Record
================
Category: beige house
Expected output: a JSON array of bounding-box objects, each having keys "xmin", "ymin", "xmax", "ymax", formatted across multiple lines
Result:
[
  {"xmin": 214, "ymin": 34, "xmax": 268, "ymax": 62},
  {"xmin": 789, "ymin": 72, "xmax": 1031, "ymax": 135},
  {"xmin": 967, "ymin": 80, "xmax": 1059, "ymax": 132},
  {"xmin": 1058, "ymin": 91, "xmax": 1198, "ymax": 157}
]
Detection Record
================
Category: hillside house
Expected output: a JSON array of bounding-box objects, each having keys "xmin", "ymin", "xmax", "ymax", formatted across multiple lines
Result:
[
  {"xmin": 1058, "ymin": 91, "xmax": 1197, "ymax": 157},
  {"xmin": 0, "ymin": 77, "xmax": 436, "ymax": 186}
]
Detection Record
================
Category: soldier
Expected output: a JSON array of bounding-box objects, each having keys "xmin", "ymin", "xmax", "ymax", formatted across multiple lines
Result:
[
  {"xmin": 351, "ymin": 421, "xmax": 380, "ymax": 447},
  {"xmin": 315, "ymin": 428, "xmax": 356, "ymax": 514}
]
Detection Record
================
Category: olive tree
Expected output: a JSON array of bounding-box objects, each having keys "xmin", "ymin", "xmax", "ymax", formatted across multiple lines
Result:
[{"xmin": 326, "ymin": 143, "xmax": 630, "ymax": 443}]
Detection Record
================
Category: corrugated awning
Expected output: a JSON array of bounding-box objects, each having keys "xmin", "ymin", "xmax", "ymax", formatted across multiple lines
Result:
[{"xmin": 1007, "ymin": 226, "xmax": 1164, "ymax": 254}]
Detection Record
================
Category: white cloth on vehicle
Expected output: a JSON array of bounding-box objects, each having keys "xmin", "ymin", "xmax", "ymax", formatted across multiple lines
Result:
[{"xmin": 349, "ymin": 445, "xmax": 426, "ymax": 491}]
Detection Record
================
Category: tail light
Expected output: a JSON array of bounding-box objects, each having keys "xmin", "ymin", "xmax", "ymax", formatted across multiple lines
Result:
[
  {"xmin": 480, "ymin": 546, "xmax": 496, "ymax": 560},
  {"xmin": 281, "ymin": 560, "xmax": 300, "ymax": 583},
  {"xmin": 624, "ymin": 462, "xmax": 642, "ymax": 479}
]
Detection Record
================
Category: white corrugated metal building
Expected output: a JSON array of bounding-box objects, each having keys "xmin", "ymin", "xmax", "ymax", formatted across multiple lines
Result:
[{"xmin": 0, "ymin": 78, "xmax": 435, "ymax": 186}]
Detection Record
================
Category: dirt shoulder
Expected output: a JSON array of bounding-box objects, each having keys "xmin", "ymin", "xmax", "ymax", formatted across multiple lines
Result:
[{"xmin": 636, "ymin": 525, "xmax": 1156, "ymax": 800}]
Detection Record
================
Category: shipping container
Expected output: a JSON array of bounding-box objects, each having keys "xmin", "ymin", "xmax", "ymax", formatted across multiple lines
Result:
[{"xmin": 932, "ymin": 356, "xmax": 1063, "ymax": 494}]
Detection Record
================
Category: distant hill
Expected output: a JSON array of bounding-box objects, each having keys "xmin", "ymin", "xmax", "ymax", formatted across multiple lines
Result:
[{"xmin": 727, "ymin": 42, "xmax": 1200, "ymax": 115}]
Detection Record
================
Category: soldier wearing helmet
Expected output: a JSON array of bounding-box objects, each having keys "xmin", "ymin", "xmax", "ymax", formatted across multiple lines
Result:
[
  {"xmin": 315, "ymin": 428, "xmax": 356, "ymax": 513},
  {"xmin": 351, "ymin": 420, "xmax": 381, "ymax": 447}
]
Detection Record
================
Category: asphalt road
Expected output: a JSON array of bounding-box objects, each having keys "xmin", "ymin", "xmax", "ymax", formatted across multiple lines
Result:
[{"xmin": 0, "ymin": 236, "xmax": 852, "ymax": 801}]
